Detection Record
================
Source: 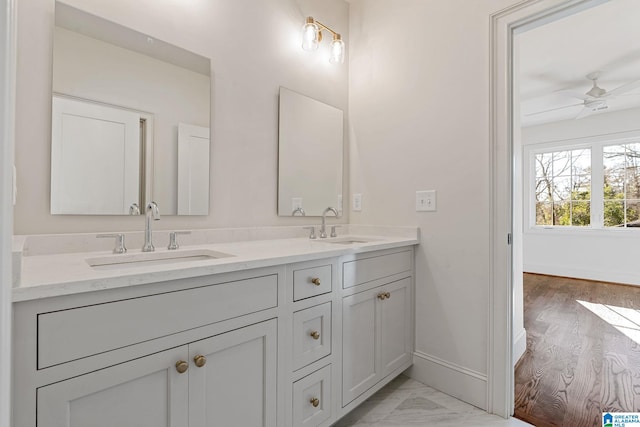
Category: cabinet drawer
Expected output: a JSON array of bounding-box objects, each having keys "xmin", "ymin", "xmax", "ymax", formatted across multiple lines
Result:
[
  {"xmin": 343, "ymin": 250, "xmax": 412, "ymax": 289},
  {"xmin": 37, "ymin": 274, "xmax": 278, "ymax": 369},
  {"xmin": 293, "ymin": 364, "xmax": 332, "ymax": 427},
  {"xmin": 293, "ymin": 302, "xmax": 332, "ymax": 371},
  {"xmin": 293, "ymin": 264, "xmax": 331, "ymax": 301}
]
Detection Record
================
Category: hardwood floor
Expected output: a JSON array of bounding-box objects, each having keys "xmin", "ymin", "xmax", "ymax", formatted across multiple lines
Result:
[{"xmin": 514, "ymin": 273, "xmax": 640, "ymax": 427}]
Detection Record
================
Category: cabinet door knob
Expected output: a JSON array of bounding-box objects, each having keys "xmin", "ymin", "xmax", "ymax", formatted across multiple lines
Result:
[
  {"xmin": 311, "ymin": 277, "xmax": 321, "ymax": 286},
  {"xmin": 175, "ymin": 360, "xmax": 189, "ymax": 374},
  {"xmin": 310, "ymin": 330, "xmax": 320, "ymax": 340},
  {"xmin": 194, "ymin": 354, "xmax": 207, "ymax": 368},
  {"xmin": 377, "ymin": 292, "xmax": 386, "ymax": 300},
  {"xmin": 385, "ymin": 292, "xmax": 391, "ymax": 299},
  {"xmin": 310, "ymin": 397, "xmax": 320, "ymax": 407}
]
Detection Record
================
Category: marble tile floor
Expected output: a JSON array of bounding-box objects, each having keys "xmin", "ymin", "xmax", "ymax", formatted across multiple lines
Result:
[{"xmin": 332, "ymin": 375, "xmax": 533, "ymax": 427}]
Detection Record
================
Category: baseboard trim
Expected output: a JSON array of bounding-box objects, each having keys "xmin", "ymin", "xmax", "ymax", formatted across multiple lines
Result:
[
  {"xmin": 513, "ymin": 328, "xmax": 527, "ymax": 367},
  {"xmin": 524, "ymin": 263, "xmax": 640, "ymax": 287},
  {"xmin": 406, "ymin": 351, "xmax": 488, "ymax": 410}
]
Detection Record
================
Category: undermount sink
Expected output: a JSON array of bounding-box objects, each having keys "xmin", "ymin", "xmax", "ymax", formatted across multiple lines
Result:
[
  {"xmin": 86, "ymin": 249, "xmax": 234, "ymax": 270},
  {"xmin": 316, "ymin": 236, "xmax": 380, "ymax": 245}
]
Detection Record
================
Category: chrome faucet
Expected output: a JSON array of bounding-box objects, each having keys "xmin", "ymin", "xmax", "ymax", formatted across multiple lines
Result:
[
  {"xmin": 319, "ymin": 207, "xmax": 339, "ymax": 238},
  {"xmin": 142, "ymin": 201, "xmax": 160, "ymax": 252}
]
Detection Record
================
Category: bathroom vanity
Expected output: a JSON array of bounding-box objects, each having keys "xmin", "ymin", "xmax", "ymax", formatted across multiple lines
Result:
[{"xmin": 12, "ymin": 227, "xmax": 417, "ymax": 427}]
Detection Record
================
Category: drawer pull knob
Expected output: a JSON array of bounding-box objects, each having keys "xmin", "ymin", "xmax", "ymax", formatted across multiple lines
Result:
[
  {"xmin": 175, "ymin": 360, "xmax": 189, "ymax": 374},
  {"xmin": 194, "ymin": 355, "xmax": 207, "ymax": 368},
  {"xmin": 385, "ymin": 292, "xmax": 391, "ymax": 299},
  {"xmin": 377, "ymin": 292, "xmax": 386, "ymax": 300},
  {"xmin": 310, "ymin": 397, "xmax": 320, "ymax": 407},
  {"xmin": 311, "ymin": 277, "xmax": 321, "ymax": 286},
  {"xmin": 310, "ymin": 330, "xmax": 320, "ymax": 340}
]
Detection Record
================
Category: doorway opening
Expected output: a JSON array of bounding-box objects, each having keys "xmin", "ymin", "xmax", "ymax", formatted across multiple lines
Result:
[{"xmin": 508, "ymin": 0, "xmax": 640, "ymax": 424}]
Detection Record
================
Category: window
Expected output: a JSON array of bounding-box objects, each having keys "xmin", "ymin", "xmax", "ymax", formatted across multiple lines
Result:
[
  {"xmin": 534, "ymin": 149, "xmax": 591, "ymax": 226},
  {"xmin": 529, "ymin": 139, "xmax": 640, "ymax": 229},
  {"xmin": 603, "ymin": 143, "xmax": 640, "ymax": 227}
]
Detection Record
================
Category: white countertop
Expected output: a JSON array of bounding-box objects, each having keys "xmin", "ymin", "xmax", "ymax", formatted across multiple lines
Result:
[{"xmin": 13, "ymin": 227, "xmax": 418, "ymax": 302}]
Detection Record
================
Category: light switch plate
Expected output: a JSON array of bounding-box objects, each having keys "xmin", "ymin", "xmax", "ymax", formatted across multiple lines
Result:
[
  {"xmin": 416, "ymin": 190, "xmax": 436, "ymax": 212},
  {"xmin": 291, "ymin": 198, "xmax": 303, "ymax": 211},
  {"xmin": 353, "ymin": 193, "xmax": 362, "ymax": 211}
]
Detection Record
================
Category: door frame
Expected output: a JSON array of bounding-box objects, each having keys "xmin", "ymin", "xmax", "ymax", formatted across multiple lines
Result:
[
  {"xmin": 0, "ymin": 0, "xmax": 16, "ymax": 426},
  {"xmin": 488, "ymin": 0, "xmax": 608, "ymax": 417}
]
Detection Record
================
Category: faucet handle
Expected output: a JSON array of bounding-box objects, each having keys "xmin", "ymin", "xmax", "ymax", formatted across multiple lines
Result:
[
  {"xmin": 303, "ymin": 226, "xmax": 317, "ymax": 240},
  {"xmin": 330, "ymin": 225, "xmax": 342, "ymax": 238},
  {"xmin": 129, "ymin": 203, "xmax": 140, "ymax": 215},
  {"xmin": 168, "ymin": 231, "xmax": 191, "ymax": 250},
  {"xmin": 97, "ymin": 233, "xmax": 127, "ymax": 254}
]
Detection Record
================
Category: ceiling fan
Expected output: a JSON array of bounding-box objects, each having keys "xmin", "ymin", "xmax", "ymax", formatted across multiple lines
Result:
[{"xmin": 526, "ymin": 72, "xmax": 640, "ymax": 120}]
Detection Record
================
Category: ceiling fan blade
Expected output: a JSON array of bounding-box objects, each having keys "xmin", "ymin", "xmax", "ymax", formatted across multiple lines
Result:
[
  {"xmin": 575, "ymin": 106, "xmax": 593, "ymax": 120},
  {"xmin": 554, "ymin": 89, "xmax": 590, "ymax": 101},
  {"xmin": 607, "ymin": 79, "xmax": 640, "ymax": 97},
  {"xmin": 525, "ymin": 102, "xmax": 583, "ymax": 117}
]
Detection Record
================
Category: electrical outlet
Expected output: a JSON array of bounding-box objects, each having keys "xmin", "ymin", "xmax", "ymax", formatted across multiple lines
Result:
[
  {"xmin": 416, "ymin": 190, "xmax": 436, "ymax": 212},
  {"xmin": 353, "ymin": 193, "xmax": 362, "ymax": 211},
  {"xmin": 337, "ymin": 195, "xmax": 343, "ymax": 213}
]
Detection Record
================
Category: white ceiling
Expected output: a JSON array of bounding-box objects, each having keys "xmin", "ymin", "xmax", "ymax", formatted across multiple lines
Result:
[{"xmin": 518, "ymin": 0, "xmax": 640, "ymax": 127}]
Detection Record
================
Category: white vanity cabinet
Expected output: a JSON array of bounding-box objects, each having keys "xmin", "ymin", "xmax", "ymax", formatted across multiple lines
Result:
[
  {"xmin": 13, "ymin": 267, "xmax": 282, "ymax": 427},
  {"xmin": 13, "ymin": 241, "xmax": 416, "ymax": 427},
  {"xmin": 340, "ymin": 249, "xmax": 413, "ymax": 408}
]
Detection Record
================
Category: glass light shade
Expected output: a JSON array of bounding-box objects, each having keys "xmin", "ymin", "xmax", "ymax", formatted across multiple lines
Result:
[
  {"xmin": 329, "ymin": 37, "xmax": 345, "ymax": 64},
  {"xmin": 302, "ymin": 22, "xmax": 320, "ymax": 51}
]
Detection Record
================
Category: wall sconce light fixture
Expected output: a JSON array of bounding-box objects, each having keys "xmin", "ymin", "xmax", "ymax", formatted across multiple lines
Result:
[{"xmin": 302, "ymin": 16, "xmax": 345, "ymax": 64}]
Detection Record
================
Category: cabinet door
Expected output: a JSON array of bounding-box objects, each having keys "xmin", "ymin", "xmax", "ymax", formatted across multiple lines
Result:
[
  {"xmin": 379, "ymin": 278, "xmax": 411, "ymax": 377},
  {"xmin": 342, "ymin": 278, "xmax": 411, "ymax": 406},
  {"xmin": 342, "ymin": 290, "xmax": 378, "ymax": 406},
  {"xmin": 189, "ymin": 319, "xmax": 277, "ymax": 427},
  {"xmin": 37, "ymin": 346, "xmax": 189, "ymax": 427}
]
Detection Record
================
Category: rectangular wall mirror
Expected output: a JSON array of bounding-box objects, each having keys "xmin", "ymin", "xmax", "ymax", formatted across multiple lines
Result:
[
  {"xmin": 50, "ymin": 2, "xmax": 211, "ymax": 215},
  {"xmin": 278, "ymin": 87, "xmax": 344, "ymax": 217}
]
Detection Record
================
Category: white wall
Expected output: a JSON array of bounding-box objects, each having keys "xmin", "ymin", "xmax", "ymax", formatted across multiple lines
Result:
[
  {"xmin": 14, "ymin": 0, "xmax": 349, "ymax": 234},
  {"xmin": 522, "ymin": 107, "xmax": 640, "ymax": 286},
  {"xmin": 348, "ymin": 0, "xmax": 517, "ymax": 409}
]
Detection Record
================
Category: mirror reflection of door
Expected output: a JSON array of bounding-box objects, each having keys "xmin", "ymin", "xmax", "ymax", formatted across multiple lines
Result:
[
  {"xmin": 52, "ymin": 1, "xmax": 211, "ymax": 215},
  {"xmin": 51, "ymin": 96, "xmax": 141, "ymax": 215}
]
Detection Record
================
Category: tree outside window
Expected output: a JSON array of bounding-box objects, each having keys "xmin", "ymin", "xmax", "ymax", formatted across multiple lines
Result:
[
  {"xmin": 535, "ymin": 149, "xmax": 591, "ymax": 226},
  {"xmin": 603, "ymin": 143, "xmax": 640, "ymax": 227}
]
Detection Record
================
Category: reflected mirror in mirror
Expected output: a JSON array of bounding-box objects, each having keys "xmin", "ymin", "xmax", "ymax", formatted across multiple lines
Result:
[
  {"xmin": 50, "ymin": 2, "xmax": 211, "ymax": 215},
  {"xmin": 278, "ymin": 87, "xmax": 344, "ymax": 217}
]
